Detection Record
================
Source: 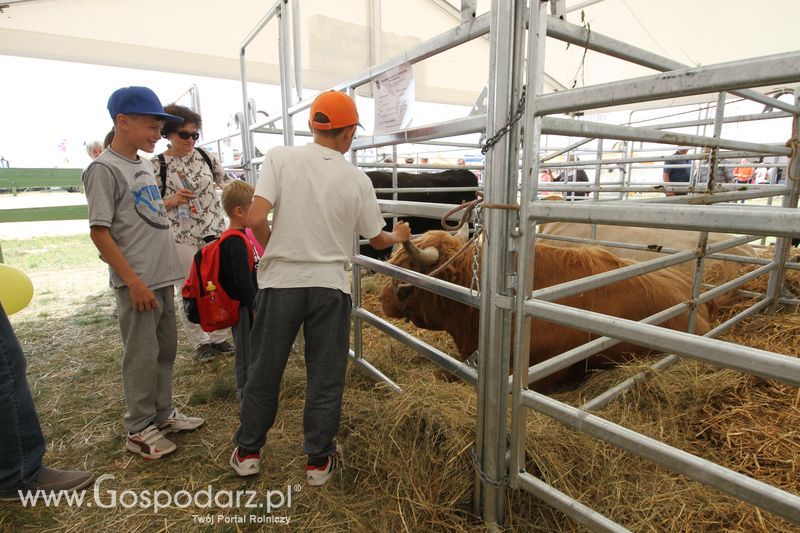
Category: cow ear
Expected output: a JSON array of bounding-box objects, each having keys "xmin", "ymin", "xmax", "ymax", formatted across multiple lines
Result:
[{"xmin": 397, "ymin": 283, "xmax": 414, "ymax": 301}]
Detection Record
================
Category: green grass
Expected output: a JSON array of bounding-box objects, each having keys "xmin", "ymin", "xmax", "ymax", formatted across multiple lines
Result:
[{"xmin": 1, "ymin": 234, "xmax": 97, "ymax": 271}]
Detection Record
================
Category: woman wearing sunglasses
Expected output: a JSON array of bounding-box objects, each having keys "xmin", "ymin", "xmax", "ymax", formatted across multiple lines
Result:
[{"xmin": 151, "ymin": 104, "xmax": 234, "ymax": 362}]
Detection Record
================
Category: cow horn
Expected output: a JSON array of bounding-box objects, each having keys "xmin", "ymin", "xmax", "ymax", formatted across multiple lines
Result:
[
  {"xmin": 402, "ymin": 239, "xmax": 439, "ymax": 267},
  {"xmin": 455, "ymin": 224, "xmax": 470, "ymax": 242}
]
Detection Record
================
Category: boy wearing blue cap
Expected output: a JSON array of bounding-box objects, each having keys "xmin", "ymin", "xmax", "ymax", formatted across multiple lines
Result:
[{"xmin": 83, "ymin": 87, "xmax": 205, "ymax": 460}]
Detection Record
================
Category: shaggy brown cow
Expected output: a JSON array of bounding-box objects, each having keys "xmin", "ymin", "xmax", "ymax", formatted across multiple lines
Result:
[
  {"xmin": 380, "ymin": 229, "xmax": 716, "ymax": 389},
  {"xmin": 537, "ymin": 222, "xmax": 756, "ymax": 308}
]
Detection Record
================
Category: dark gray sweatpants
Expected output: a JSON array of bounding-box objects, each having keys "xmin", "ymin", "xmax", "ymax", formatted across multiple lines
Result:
[{"xmin": 235, "ymin": 287, "xmax": 351, "ymax": 463}]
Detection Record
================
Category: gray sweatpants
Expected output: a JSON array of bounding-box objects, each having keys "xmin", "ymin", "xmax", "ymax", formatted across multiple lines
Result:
[
  {"xmin": 235, "ymin": 287, "xmax": 351, "ymax": 463},
  {"xmin": 115, "ymin": 285, "xmax": 177, "ymax": 434},
  {"xmin": 232, "ymin": 307, "xmax": 253, "ymax": 401}
]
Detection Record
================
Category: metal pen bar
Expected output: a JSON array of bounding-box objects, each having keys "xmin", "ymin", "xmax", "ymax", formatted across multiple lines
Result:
[
  {"xmin": 524, "ymin": 252, "xmax": 769, "ymax": 389},
  {"xmin": 542, "ymin": 117, "xmax": 792, "ymax": 156},
  {"xmin": 532, "ymin": 248, "xmax": 699, "ymax": 303},
  {"xmin": 353, "ymin": 308, "xmax": 478, "ymax": 385},
  {"xmin": 523, "ymin": 301, "xmax": 690, "ymax": 386},
  {"xmin": 372, "ymin": 186, "xmax": 481, "ymax": 194},
  {"xmin": 353, "ymin": 254, "xmax": 480, "ymax": 308},
  {"xmin": 702, "ymin": 297, "xmax": 772, "ymax": 338},
  {"xmin": 581, "ymin": 353, "xmax": 682, "ymax": 411},
  {"xmin": 534, "ymin": 52, "xmax": 800, "ymax": 116},
  {"xmin": 347, "ymin": 349, "xmax": 402, "ymax": 393},
  {"xmin": 510, "ymin": 0, "xmax": 548, "ymax": 495},
  {"xmin": 652, "ymin": 111, "xmax": 792, "ymax": 131},
  {"xmin": 516, "ymin": 472, "xmax": 630, "ymax": 533},
  {"xmin": 376, "ymin": 198, "xmax": 474, "ymax": 220},
  {"xmin": 544, "ymin": 16, "xmax": 800, "ymax": 115},
  {"xmin": 522, "ymin": 391, "xmax": 800, "ymax": 524},
  {"xmin": 528, "ymin": 202, "xmax": 800, "ymax": 237},
  {"xmin": 525, "ymin": 299, "xmax": 800, "ymax": 385},
  {"xmin": 541, "ymin": 151, "xmax": 781, "ymax": 168},
  {"xmin": 360, "ymin": 163, "xmax": 486, "ymax": 171},
  {"xmin": 630, "ymin": 188, "xmax": 793, "ymax": 204},
  {"xmin": 351, "ymin": 115, "xmax": 486, "ymax": 151}
]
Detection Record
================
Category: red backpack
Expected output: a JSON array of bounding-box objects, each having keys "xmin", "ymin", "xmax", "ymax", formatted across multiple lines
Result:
[{"xmin": 181, "ymin": 229, "xmax": 255, "ymax": 332}]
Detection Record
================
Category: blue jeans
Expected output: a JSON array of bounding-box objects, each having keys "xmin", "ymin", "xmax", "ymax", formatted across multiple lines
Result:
[{"xmin": 0, "ymin": 304, "xmax": 45, "ymax": 490}]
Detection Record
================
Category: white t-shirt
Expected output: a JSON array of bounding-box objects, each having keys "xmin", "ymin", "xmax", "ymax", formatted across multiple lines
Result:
[{"xmin": 254, "ymin": 142, "xmax": 385, "ymax": 294}]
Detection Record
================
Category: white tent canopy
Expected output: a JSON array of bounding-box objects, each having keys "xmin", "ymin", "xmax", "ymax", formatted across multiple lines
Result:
[{"xmin": 1, "ymin": 0, "xmax": 798, "ymax": 107}]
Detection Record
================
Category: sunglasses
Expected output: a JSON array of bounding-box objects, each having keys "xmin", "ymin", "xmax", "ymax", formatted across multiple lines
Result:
[{"xmin": 176, "ymin": 130, "xmax": 200, "ymax": 141}]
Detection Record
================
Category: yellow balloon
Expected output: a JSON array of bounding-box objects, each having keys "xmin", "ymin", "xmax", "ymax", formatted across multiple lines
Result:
[{"xmin": 0, "ymin": 264, "xmax": 34, "ymax": 315}]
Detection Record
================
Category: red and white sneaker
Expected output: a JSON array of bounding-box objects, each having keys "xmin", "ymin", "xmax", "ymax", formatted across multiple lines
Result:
[
  {"xmin": 306, "ymin": 445, "xmax": 341, "ymax": 487},
  {"xmin": 230, "ymin": 448, "xmax": 260, "ymax": 477},
  {"xmin": 125, "ymin": 425, "xmax": 176, "ymax": 460}
]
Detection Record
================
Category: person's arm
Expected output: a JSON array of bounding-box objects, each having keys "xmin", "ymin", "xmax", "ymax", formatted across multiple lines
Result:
[
  {"xmin": 89, "ymin": 226, "xmax": 156, "ymax": 311},
  {"xmin": 163, "ymin": 189, "xmax": 195, "ymax": 210},
  {"xmin": 151, "ymin": 158, "xmax": 196, "ymax": 210},
  {"xmin": 662, "ymin": 170, "xmax": 671, "ymax": 183},
  {"xmin": 246, "ymin": 195, "xmax": 272, "ymax": 250},
  {"xmin": 368, "ymin": 220, "xmax": 411, "ymax": 250},
  {"xmin": 221, "ymin": 237, "xmax": 257, "ymax": 309}
]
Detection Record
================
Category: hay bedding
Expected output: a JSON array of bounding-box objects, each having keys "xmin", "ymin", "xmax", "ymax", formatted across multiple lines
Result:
[{"xmin": 1, "ymin": 262, "xmax": 798, "ymax": 532}]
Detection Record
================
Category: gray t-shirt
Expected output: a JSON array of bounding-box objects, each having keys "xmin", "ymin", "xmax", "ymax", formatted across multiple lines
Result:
[{"xmin": 83, "ymin": 147, "xmax": 184, "ymax": 290}]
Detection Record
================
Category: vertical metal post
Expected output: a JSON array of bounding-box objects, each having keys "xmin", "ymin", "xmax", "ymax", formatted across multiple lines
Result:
[
  {"xmin": 461, "ymin": 0, "xmax": 477, "ymax": 22},
  {"xmin": 590, "ymin": 138, "xmax": 602, "ymax": 241},
  {"xmin": 348, "ymin": 86, "xmax": 364, "ymax": 362},
  {"xmin": 511, "ymin": 0, "xmax": 548, "ymax": 490},
  {"xmin": 371, "ymin": 0, "xmax": 382, "ymax": 69},
  {"xmin": 278, "ymin": 0, "xmax": 295, "ymax": 146},
  {"xmin": 291, "ymin": 0, "xmax": 303, "ymax": 102},
  {"xmin": 238, "ymin": 57, "xmax": 255, "ymax": 182},
  {"xmin": 475, "ymin": 0, "xmax": 526, "ymax": 525},
  {"xmin": 687, "ymin": 93, "xmax": 725, "ymax": 333},
  {"xmin": 766, "ymin": 89, "xmax": 800, "ymax": 310}
]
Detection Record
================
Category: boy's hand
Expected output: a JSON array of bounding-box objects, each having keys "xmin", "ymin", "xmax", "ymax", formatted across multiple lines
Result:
[
  {"xmin": 394, "ymin": 221, "xmax": 412, "ymax": 242},
  {"xmin": 129, "ymin": 279, "xmax": 158, "ymax": 312}
]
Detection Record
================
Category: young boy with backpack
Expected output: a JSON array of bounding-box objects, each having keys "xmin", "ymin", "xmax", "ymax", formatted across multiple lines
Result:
[
  {"xmin": 83, "ymin": 86, "xmax": 205, "ymax": 460},
  {"xmin": 219, "ymin": 180, "xmax": 259, "ymax": 399},
  {"xmin": 180, "ymin": 180, "xmax": 258, "ymax": 400}
]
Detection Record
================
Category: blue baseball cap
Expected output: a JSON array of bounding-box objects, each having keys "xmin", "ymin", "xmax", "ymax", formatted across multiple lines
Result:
[{"xmin": 107, "ymin": 86, "xmax": 183, "ymax": 122}]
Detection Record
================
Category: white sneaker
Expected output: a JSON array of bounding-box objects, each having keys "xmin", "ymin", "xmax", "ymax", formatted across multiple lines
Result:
[
  {"xmin": 158, "ymin": 409, "xmax": 205, "ymax": 434},
  {"xmin": 306, "ymin": 444, "xmax": 341, "ymax": 487},
  {"xmin": 125, "ymin": 425, "xmax": 176, "ymax": 460},
  {"xmin": 230, "ymin": 448, "xmax": 260, "ymax": 477}
]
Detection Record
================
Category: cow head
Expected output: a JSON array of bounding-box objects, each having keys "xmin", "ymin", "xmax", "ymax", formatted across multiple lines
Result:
[{"xmin": 380, "ymin": 226, "xmax": 476, "ymax": 332}]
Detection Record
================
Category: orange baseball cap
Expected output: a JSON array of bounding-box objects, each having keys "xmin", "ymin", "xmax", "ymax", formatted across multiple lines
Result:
[{"xmin": 309, "ymin": 91, "xmax": 362, "ymax": 130}]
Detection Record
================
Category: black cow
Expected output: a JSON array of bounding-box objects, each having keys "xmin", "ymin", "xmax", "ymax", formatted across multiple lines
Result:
[{"xmin": 361, "ymin": 169, "xmax": 479, "ymax": 260}]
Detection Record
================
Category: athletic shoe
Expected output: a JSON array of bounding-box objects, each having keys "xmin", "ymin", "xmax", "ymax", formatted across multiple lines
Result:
[
  {"xmin": 211, "ymin": 340, "xmax": 235, "ymax": 354},
  {"xmin": 195, "ymin": 344, "xmax": 216, "ymax": 362},
  {"xmin": 157, "ymin": 409, "xmax": 205, "ymax": 434},
  {"xmin": 0, "ymin": 466, "xmax": 94, "ymax": 502},
  {"xmin": 125, "ymin": 425, "xmax": 176, "ymax": 460},
  {"xmin": 230, "ymin": 448, "xmax": 260, "ymax": 477},
  {"xmin": 306, "ymin": 445, "xmax": 341, "ymax": 487}
]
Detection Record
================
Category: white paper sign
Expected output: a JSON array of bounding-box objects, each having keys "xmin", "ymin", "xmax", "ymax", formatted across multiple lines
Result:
[{"xmin": 373, "ymin": 63, "xmax": 415, "ymax": 134}]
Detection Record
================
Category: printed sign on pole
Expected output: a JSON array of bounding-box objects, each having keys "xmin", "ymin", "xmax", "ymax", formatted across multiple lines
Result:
[{"xmin": 373, "ymin": 63, "xmax": 415, "ymax": 134}]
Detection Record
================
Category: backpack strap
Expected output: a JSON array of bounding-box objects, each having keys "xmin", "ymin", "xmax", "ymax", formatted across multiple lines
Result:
[
  {"xmin": 159, "ymin": 148, "xmax": 213, "ymax": 200},
  {"xmin": 157, "ymin": 154, "xmax": 168, "ymax": 199},
  {"xmin": 195, "ymin": 147, "xmax": 213, "ymax": 172},
  {"xmin": 218, "ymin": 229, "xmax": 255, "ymax": 270}
]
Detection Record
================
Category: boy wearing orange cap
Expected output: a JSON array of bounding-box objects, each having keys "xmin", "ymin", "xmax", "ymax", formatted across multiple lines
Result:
[{"xmin": 230, "ymin": 91, "xmax": 410, "ymax": 485}]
